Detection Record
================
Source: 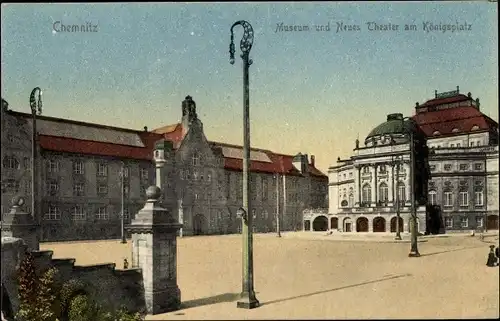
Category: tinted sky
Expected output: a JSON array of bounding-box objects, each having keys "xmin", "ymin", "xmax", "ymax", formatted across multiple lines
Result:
[{"xmin": 1, "ymin": 2, "xmax": 498, "ymax": 172}]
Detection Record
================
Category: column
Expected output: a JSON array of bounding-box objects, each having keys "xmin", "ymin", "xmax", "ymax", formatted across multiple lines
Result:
[
  {"xmin": 356, "ymin": 166, "xmax": 362, "ymax": 205},
  {"xmin": 405, "ymin": 161, "xmax": 411, "ymax": 205},
  {"xmin": 388, "ymin": 163, "xmax": 394, "ymax": 206},
  {"xmin": 372, "ymin": 164, "xmax": 378, "ymax": 206}
]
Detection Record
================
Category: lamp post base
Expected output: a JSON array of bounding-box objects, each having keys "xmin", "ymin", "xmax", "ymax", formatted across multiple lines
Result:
[
  {"xmin": 394, "ymin": 234, "xmax": 402, "ymax": 241},
  {"xmin": 237, "ymin": 292, "xmax": 260, "ymax": 309},
  {"xmin": 408, "ymin": 251, "xmax": 420, "ymax": 257},
  {"xmin": 121, "ymin": 240, "xmax": 127, "ymax": 244}
]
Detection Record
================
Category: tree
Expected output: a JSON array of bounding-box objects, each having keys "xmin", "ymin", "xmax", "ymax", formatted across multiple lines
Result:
[{"xmin": 16, "ymin": 252, "xmax": 59, "ymax": 321}]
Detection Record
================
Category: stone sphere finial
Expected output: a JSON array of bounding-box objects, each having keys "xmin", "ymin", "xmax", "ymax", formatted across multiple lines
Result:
[
  {"xmin": 11, "ymin": 195, "xmax": 25, "ymax": 207},
  {"xmin": 146, "ymin": 186, "xmax": 162, "ymax": 200}
]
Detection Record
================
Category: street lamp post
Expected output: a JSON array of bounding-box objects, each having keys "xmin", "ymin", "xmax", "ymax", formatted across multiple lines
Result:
[
  {"xmin": 229, "ymin": 20, "xmax": 259, "ymax": 309},
  {"xmin": 403, "ymin": 118, "xmax": 420, "ymax": 257},
  {"xmin": 119, "ymin": 161, "xmax": 126, "ymax": 244},
  {"xmin": 275, "ymin": 174, "xmax": 281, "ymax": 238},
  {"xmin": 29, "ymin": 88, "xmax": 42, "ymax": 224}
]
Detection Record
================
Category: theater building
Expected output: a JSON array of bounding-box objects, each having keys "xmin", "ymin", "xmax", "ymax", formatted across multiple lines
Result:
[
  {"xmin": 1, "ymin": 96, "xmax": 327, "ymax": 241},
  {"xmin": 304, "ymin": 87, "xmax": 499, "ymax": 233}
]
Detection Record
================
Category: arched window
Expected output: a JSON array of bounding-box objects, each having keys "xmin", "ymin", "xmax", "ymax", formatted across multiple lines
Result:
[
  {"xmin": 2, "ymin": 156, "xmax": 20, "ymax": 170},
  {"xmin": 397, "ymin": 182, "xmax": 406, "ymax": 202},
  {"xmin": 362, "ymin": 184, "xmax": 371, "ymax": 204},
  {"xmin": 429, "ymin": 190, "xmax": 437, "ymax": 205},
  {"xmin": 379, "ymin": 183, "xmax": 389, "ymax": 202}
]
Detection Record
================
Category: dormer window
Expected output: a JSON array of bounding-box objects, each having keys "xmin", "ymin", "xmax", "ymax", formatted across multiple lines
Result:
[
  {"xmin": 432, "ymin": 131, "xmax": 440, "ymax": 136},
  {"xmin": 471, "ymin": 125, "xmax": 479, "ymax": 131},
  {"xmin": 452, "ymin": 128, "xmax": 460, "ymax": 133}
]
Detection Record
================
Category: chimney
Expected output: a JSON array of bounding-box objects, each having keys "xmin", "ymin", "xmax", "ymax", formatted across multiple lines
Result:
[
  {"xmin": 310, "ymin": 155, "xmax": 315, "ymax": 167},
  {"xmin": 144, "ymin": 126, "xmax": 148, "ymax": 132}
]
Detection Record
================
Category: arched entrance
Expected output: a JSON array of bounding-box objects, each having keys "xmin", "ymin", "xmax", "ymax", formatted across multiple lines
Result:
[
  {"xmin": 487, "ymin": 215, "xmax": 499, "ymax": 230},
  {"xmin": 373, "ymin": 217, "xmax": 386, "ymax": 232},
  {"xmin": 343, "ymin": 217, "xmax": 352, "ymax": 232},
  {"xmin": 356, "ymin": 217, "xmax": 368, "ymax": 232},
  {"xmin": 312, "ymin": 216, "xmax": 328, "ymax": 231},
  {"xmin": 390, "ymin": 217, "xmax": 404, "ymax": 233},
  {"xmin": 330, "ymin": 217, "xmax": 338, "ymax": 230},
  {"xmin": 193, "ymin": 214, "xmax": 208, "ymax": 235}
]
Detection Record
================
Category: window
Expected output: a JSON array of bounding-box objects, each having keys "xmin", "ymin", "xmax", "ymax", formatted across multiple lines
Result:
[
  {"xmin": 180, "ymin": 170, "xmax": 186, "ymax": 180},
  {"xmin": 194, "ymin": 193, "xmax": 199, "ymax": 201},
  {"xmin": 429, "ymin": 190, "xmax": 437, "ymax": 205},
  {"xmin": 476, "ymin": 216, "xmax": 483, "ymax": 228},
  {"xmin": 471, "ymin": 125, "xmax": 479, "ymax": 131},
  {"xmin": 429, "ymin": 165, "xmax": 436, "ymax": 172},
  {"xmin": 470, "ymin": 141, "xmax": 474, "ymax": 147},
  {"xmin": 349, "ymin": 172, "xmax": 353, "ymax": 178},
  {"xmin": 432, "ymin": 131, "xmax": 441, "ymax": 136},
  {"xmin": 73, "ymin": 183, "xmax": 84, "ymax": 196},
  {"xmin": 379, "ymin": 165, "xmax": 387, "ymax": 173},
  {"xmin": 123, "ymin": 208, "xmax": 130, "ymax": 220},
  {"xmin": 262, "ymin": 180, "xmax": 268, "ymax": 201},
  {"xmin": 121, "ymin": 167, "xmax": 129, "ymax": 178},
  {"xmin": 348, "ymin": 189, "xmax": 354, "ymax": 207},
  {"xmin": 192, "ymin": 153, "xmax": 200, "ymax": 166},
  {"xmin": 7, "ymin": 134, "xmax": 14, "ymax": 143},
  {"xmin": 23, "ymin": 157, "xmax": 30, "ymax": 169},
  {"xmin": 48, "ymin": 160, "xmax": 59, "ymax": 172},
  {"xmin": 207, "ymin": 172, "xmax": 212, "ymax": 182},
  {"xmin": 97, "ymin": 163, "xmax": 107, "ymax": 176},
  {"xmin": 4, "ymin": 179, "xmax": 20, "ymax": 193},
  {"xmin": 193, "ymin": 170, "xmax": 199, "ymax": 181},
  {"xmin": 444, "ymin": 191, "xmax": 453, "ymax": 207},
  {"xmin": 97, "ymin": 184, "xmax": 108, "ymax": 195},
  {"xmin": 456, "ymin": 143, "xmax": 461, "ymax": 148},
  {"xmin": 73, "ymin": 160, "xmax": 84, "ymax": 174},
  {"xmin": 361, "ymin": 184, "xmax": 371, "ymax": 204},
  {"xmin": 450, "ymin": 144, "xmax": 455, "ymax": 148},
  {"xmin": 96, "ymin": 206, "xmax": 108, "ymax": 220},
  {"xmin": 341, "ymin": 199, "xmax": 348, "ymax": 207},
  {"xmin": 362, "ymin": 166, "xmax": 370, "ymax": 174},
  {"xmin": 140, "ymin": 168, "xmax": 149, "ymax": 181},
  {"xmin": 47, "ymin": 180, "xmax": 59, "ymax": 195},
  {"xmin": 445, "ymin": 217, "xmax": 453, "ymax": 228},
  {"xmin": 263, "ymin": 210, "xmax": 269, "ymax": 220},
  {"xmin": 444, "ymin": 164, "xmax": 452, "ymax": 171},
  {"xmin": 24, "ymin": 180, "xmax": 31, "ymax": 194},
  {"xmin": 3, "ymin": 156, "xmax": 20, "ymax": 169},
  {"xmin": 124, "ymin": 185, "xmax": 130, "ymax": 198},
  {"xmin": 459, "ymin": 192, "xmax": 469, "ymax": 207},
  {"xmin": 45, "ymin": 205, "xmax": 61, "ymax": 220},
  {"xmin": 140, "ymin": 186, "xmax": 146, "ymax": 197},
  {"xmin": 474, "ymin": 163, "xmax": 483, "ymax": 171},
  {"xmin": 252, "ymin": 209, "xmax": 256, "ymax": 219},
  {"xmin": 459, "ymin": 164, "xmax": 468, "ymax": 171},
  {"xmin": 343, "ymin": 173, "xmax": 346, "ymax": 179},
  {"xmin": 474, "ymin": 190, "xmax": 484, "ymax": 206},
  {"xmin": 460, "ymin": 217, "xmax": 468, "ymax": 228},
  {"xmin": 72, "ymin": 206, "xmax": 85, "ymax": 221},
  {"xmin": 397, "ymin": 182, "xmax": 406, "ymax": 202},
  {"xmin": 379, "ymin": 183, "xmax": 389, "ymax": 202}
]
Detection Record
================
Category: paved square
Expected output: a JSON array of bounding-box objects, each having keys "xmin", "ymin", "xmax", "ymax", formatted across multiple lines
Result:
[{"xmin": 41, "ymin": 233, "xmax": 500, "ymax": 319}]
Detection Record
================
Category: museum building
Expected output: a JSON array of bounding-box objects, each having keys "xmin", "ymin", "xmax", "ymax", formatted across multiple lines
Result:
[
  {"xmin": 304, "ymin": 87, "xmax": 499, "ymax": 234},
  {"xmin": 1, "ymin": 96, "xmax": 328, "ymax": 241}
]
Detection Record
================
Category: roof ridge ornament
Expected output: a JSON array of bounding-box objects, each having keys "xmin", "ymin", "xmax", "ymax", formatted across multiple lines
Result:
[{"xmin": 435, "ymin": 86, "xmax": 460, "ymax": 99}]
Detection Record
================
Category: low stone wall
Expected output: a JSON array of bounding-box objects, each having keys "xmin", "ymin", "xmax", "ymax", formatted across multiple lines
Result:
[{"xmin": 1, "ymin": 237, "xmax": 146, "ymax": 319}]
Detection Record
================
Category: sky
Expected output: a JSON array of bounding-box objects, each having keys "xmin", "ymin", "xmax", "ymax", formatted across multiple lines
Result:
[{"xmin": 1, "ymin": 2, "xmax": 498, "ymax": 173}]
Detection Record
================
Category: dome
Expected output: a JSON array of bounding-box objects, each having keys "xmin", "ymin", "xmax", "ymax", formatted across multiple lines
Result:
[{"xmin": 365, "ymin": 113, "xmax": 420, "ymax": 144}]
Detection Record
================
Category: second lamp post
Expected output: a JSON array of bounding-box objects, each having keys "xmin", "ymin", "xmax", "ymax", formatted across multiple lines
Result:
[{"xmin": 229, "ymin": 20, "xmax": 259, "ymax": 309}]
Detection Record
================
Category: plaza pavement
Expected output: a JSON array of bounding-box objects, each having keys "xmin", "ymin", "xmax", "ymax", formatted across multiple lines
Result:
[{"xmin": 41, "ymin": 232, "xmax": 500, "ymax": 320}]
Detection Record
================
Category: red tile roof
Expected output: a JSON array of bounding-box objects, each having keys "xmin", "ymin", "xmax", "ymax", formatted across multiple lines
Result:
[
  {"xmin": 34, "ymin": 119, "xmax": 326, "ymax": 178},
  {"xmin": 412, "ymin": 106, "xmax": 497, "ymax": 137}
]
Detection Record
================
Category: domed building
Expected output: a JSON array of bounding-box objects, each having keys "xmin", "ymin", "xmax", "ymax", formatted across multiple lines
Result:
[{"xmin": 304, "ymin": 87, "xmax": 499, "ymax": 234}]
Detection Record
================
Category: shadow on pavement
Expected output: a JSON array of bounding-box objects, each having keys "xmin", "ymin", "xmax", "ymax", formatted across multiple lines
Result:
[
  {"xmin": 419, "ymin": 245, "xmax": 485, "ymax": 257},
  {"xmin": 260, "ymin": 273, "xmax": 412, "ymax": 307},
  {"xmin": 180, "ymin": 292, "xmax": 241, "ymax": 310}
]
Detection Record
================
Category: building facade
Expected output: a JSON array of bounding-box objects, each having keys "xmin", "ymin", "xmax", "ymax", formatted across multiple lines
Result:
[
  {"xmin": 1, "ymin": 96, "xmax": 328, "ymax": 241},
  {"xmin": 304, "ymin": 87, "xmax": 499, "ymax": 233}
]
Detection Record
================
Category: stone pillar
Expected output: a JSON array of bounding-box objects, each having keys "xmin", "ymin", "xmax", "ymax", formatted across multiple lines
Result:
[
  {"xmin": 126, "ymin": 186, "xmax": 183, "ymax": 315},
  {"xmin": 372, "ymin": 165, "xmax": 377, "ymax": 206},
  {"xmin": 1, "ymin": 195, "xmax": 39, "ymax": 251}
]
